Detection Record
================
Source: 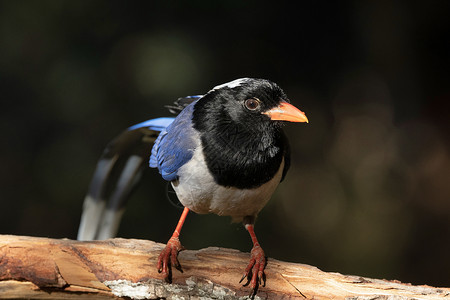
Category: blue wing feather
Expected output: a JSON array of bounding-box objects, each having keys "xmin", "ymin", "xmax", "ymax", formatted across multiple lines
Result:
[
  {"xmin": 150, "ymin": 101, "xmax": 199, "ymax": 181},
  {"xmin": 128, "ymin": 117, "xmax": 175, "ymax": 131}
]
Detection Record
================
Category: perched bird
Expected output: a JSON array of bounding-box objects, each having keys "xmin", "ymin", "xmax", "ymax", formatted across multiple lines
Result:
[{"xmin": 77, "ymin": 78, "xmax": 308, "ymax": 292}]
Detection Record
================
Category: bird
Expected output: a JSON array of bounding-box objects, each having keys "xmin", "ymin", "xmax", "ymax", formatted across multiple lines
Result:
[{"xmin": 77, "ymin": 77, "xmax": 308, "ymax": 293}]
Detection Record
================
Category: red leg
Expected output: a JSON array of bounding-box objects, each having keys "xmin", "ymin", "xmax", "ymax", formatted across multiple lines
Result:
[
  {"xmin": 240, "ymin": 222, "xmax": 267, "ymax": 290},
  {"xmin": 157, "ymin": 207, "xmax": 189, "ymax": 283}
]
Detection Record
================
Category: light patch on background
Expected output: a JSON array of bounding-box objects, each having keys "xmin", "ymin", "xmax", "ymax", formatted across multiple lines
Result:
[
  {"xmin": 107, "ymin": 33, "xmax": 208, "ymax": 99},
  {"xmin": 280, "ymin": 166, "xmax": 346, "ymax": 239}
]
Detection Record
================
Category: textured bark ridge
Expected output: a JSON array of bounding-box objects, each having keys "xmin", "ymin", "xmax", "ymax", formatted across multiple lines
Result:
[{"xmin": 0, "ymin": 235, "xmax": 448, "ymax": 299}]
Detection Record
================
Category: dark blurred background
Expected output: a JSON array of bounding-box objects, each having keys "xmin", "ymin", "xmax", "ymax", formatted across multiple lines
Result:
[{"xmin": 1, "ymin": 0, "xmax": 449, "ymax": 287}]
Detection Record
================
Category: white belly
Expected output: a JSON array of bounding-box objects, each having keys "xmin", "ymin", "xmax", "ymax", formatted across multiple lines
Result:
[{"xmin": 172, "ymin": 147, "xmax": 284, "ymax": 221}]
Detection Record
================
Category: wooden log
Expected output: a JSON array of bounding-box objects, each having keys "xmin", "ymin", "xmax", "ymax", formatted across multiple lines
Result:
[{"xmin": 0, "ymin": 235, "xmax": 448, "ymax": 299}]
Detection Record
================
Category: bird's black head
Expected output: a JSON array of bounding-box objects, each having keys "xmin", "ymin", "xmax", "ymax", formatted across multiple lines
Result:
[
  {"xmin": 192, "ymin": 78, "xmax": 307, "ymax": 189},
  {"xmin": 195, "ymin": 78, "xmax": 303, "ymax": 132}
]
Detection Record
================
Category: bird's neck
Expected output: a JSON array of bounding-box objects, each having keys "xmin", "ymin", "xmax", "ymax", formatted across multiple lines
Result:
[{"xmin": 199, "ymin": 123, "xmax": 285, "ymax": 189}]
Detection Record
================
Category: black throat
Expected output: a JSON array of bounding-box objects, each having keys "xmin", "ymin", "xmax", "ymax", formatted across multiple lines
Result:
[{"xmin": 192, "ymin": 97, "xmax": 286, "ymax": 189}]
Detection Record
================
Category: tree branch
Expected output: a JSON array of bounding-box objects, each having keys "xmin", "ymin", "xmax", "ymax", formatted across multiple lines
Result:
[{"xmin": 0, "ymin": 235, "xmax": 448, "ymax": 299}]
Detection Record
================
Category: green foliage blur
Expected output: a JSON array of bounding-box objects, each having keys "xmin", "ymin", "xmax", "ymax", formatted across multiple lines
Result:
[{"xmin": 1, "ymin": 0, "xmax": 449, "ymax": 287}]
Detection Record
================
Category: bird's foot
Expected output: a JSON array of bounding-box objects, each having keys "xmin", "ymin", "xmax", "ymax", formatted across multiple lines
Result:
[
  {"xmin": 239, "ymin": 244, "xmax": 267, "ymax": 290},
  {"xmin": 157, "ymin": 236, "xmax": 185, "ymax": 283}
]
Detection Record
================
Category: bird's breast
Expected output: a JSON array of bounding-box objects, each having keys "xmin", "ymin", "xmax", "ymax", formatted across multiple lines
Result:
[{"xmin": 172, "ymin": 147, "xmax": 284, "ymax": 221}]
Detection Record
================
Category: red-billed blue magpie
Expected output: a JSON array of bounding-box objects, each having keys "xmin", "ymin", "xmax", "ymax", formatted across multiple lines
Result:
[{"xmin": 77, "ymin": 78, "xmax": 308, "ymax": 292}]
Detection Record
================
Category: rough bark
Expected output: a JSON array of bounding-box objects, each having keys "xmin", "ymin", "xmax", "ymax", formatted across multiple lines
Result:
[{"xmin": 0, "ymin": 235, "xmax": 448, "ymax": 299}]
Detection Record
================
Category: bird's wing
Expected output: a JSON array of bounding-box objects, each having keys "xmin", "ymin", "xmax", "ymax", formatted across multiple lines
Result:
[
  {"xmin": 150, "ymin": 101, "xmax": 199, "ymax": 182},
  {"xmin": 78, "ymin": 97, "xmax": 201, "ymax": 241}
]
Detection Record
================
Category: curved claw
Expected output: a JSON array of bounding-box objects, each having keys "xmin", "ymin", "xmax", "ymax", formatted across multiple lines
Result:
[
  {"xmin": 157, "ymin": 236, "xmax": 185, "ymax": 283},
  {"xmin": 240, "ymin": 244, "xmax": 267, "ymax": 290}
]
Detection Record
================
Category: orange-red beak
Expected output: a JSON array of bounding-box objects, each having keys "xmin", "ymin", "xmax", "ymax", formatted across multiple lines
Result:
[{"xmin": 263, "ymin": 101, "xmax": 309, "ymax": 123}]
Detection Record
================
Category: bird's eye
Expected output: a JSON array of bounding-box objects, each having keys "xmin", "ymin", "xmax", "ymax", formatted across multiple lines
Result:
[{"xmin": 244, "ymin": 98, "xmax": 261, "ymax": 111}]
